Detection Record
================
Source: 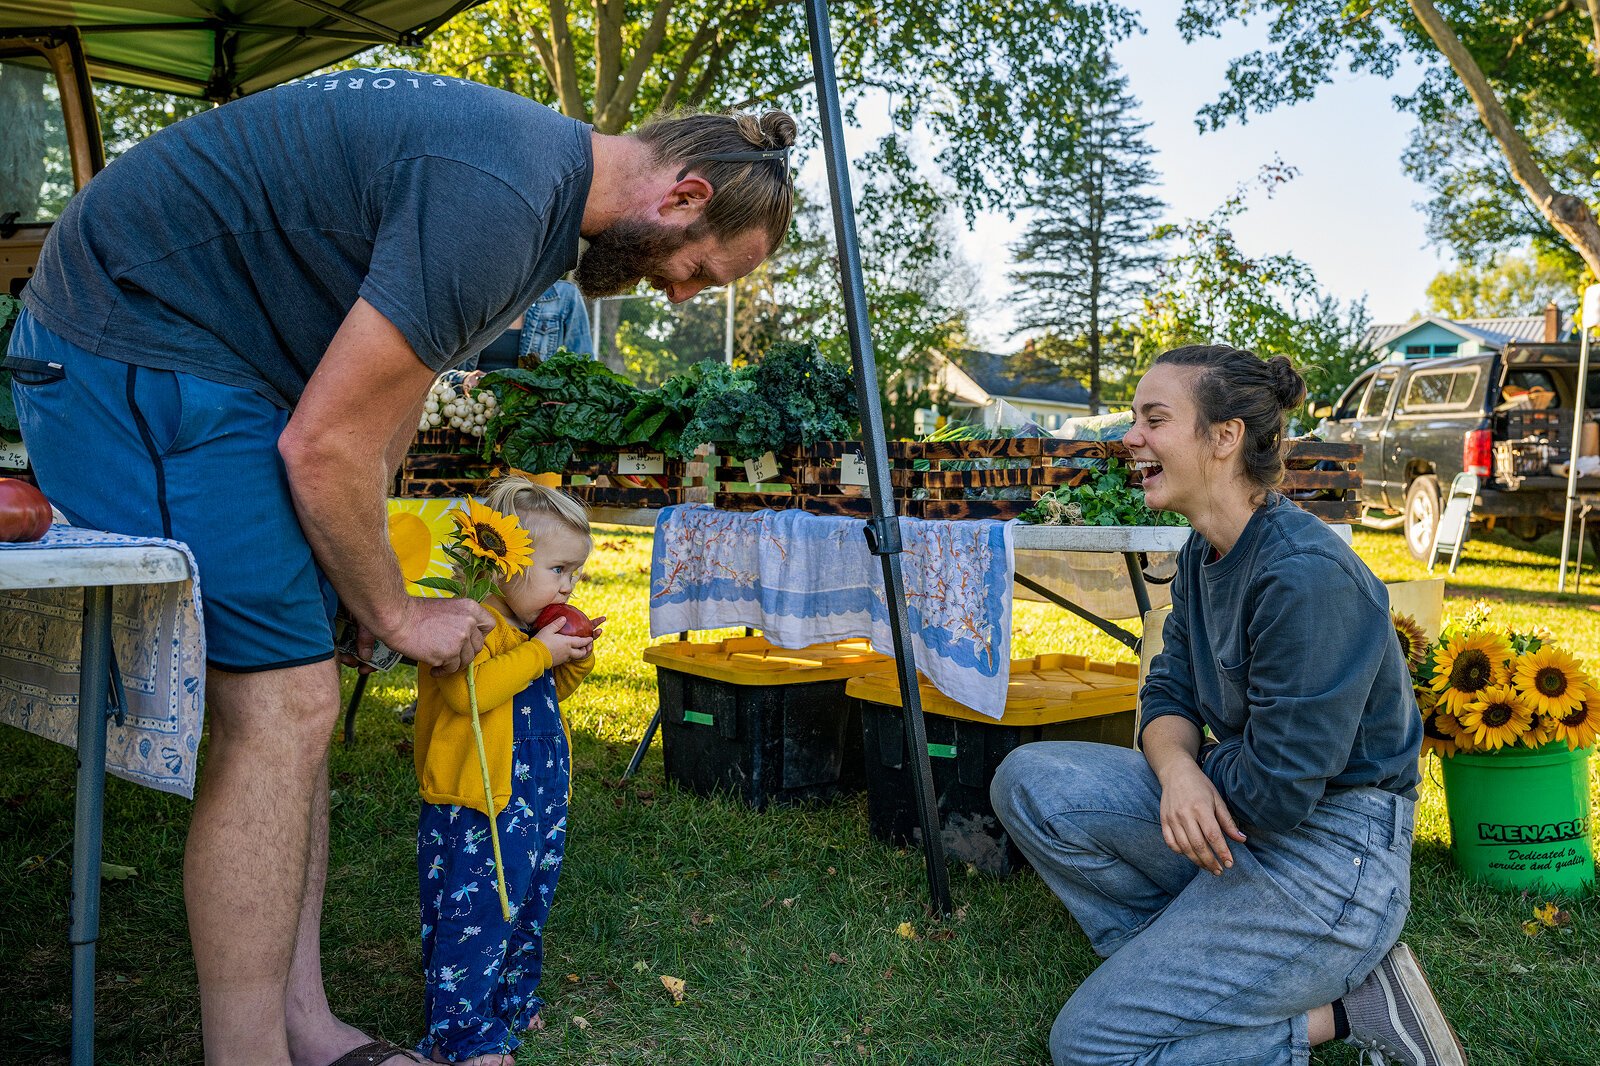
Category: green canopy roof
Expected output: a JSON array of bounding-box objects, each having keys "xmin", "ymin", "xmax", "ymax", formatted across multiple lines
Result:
[{"xmin": 0, "ymin": 1, "xmax": 482, "ymax": 99}]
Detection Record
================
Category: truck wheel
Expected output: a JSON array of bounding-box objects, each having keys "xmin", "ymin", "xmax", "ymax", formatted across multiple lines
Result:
[{"xmin": 1404, "ymin": 475, "xmax": 1441, "ymax": 562}]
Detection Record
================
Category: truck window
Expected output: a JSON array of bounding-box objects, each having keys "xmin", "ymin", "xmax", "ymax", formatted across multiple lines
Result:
[
  {"xmin": 1402, "ymin": 366, "xmax": 1480, "ymax": 412},
  {"xmin": 0, "ymin": 57, "xmax": 75, "ymax": 223},
  {"xmin": 1360, "ymin": 373, "xmax": 1397, "ymax": 419},
  {"xmin": 1333, "ymin": 373, "xmax": 1374, "ymax": 420}
]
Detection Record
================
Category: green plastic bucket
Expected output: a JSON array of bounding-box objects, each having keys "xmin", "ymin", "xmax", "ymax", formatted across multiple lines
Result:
[{"xmin": 1440, "ymin": 744, "xmax": 1595, "ymax": 896}]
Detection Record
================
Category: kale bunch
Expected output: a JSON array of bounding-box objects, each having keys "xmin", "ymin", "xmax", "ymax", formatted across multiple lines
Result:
[
  {"xmin": 679, "ymin": 341, "xmax": 859, "ymax": 461},
  {"xmin": 1018, "ymin": 459, "xmax": 1188, "ymax": 527},
  {"xmin": 480, "ymin": 353, "xmax": 646, "ymax": 472}
]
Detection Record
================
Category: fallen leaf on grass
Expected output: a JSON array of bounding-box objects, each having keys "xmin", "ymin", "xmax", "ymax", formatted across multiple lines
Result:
[
  {"xmin": 827, "ymin": 952, "xmax": 847, "ymax": 965},
  {"xmin": 571, "ymin": 1015, "xmax": 590, "ymax": 1031},
  {"xmin": 895, "ymin": 921, "xmax": 917, "ymax": 940},
  {"xmin": 688, "ymin": 910, "xmax": 715, "ymax": 927},
  {"xmin": 101, "ymin": 863, "xmax": 138, "ymax": 881},
  {"xmin": 881, "ymin": 968, "xmax": 894, "ymax": 980},
  {"xmin": 660, "ymin": 975, "xmax": 686, "ymax": 1004},
  {"xmin": 393, "ymin": 738, "xmax": 413, "ymax": 758},
  {"xmin": 826, "ymin": 866, "xmax": 837, "ymax": 875},
  {"xmin": 566, "ymin": 973, "xmax": 580, "ymax": 983},
  {"xmin": 632, "ymin": 960, "xmax": 650, "ymax": 973},
  {"xmin": 927, "ymin": 929, "xmax": 955, "ymax": 943},
  {"xmin": 781, "ymin": 897, "xmax": 796, "ymax": 908}
]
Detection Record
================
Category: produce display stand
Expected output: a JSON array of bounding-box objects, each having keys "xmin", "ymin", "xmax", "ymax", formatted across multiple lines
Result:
[{"xmin": 713, "ymin": 438, "xmax": 1361, "ymax": 523}]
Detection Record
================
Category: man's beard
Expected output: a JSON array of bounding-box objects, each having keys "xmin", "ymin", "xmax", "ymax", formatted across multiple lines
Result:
[{"xmin": 575, "ymin": 218, "xmax": 699, "ymax": 298}]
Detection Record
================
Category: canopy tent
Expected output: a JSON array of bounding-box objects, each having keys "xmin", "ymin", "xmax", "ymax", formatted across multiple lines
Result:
[
  {"xmin": 0, "ymin": 1, "xmax": 480, "ymax": 99},
  {"xmin": 1, "ymin": 0, "xmax": 955, "ymax": 919}
]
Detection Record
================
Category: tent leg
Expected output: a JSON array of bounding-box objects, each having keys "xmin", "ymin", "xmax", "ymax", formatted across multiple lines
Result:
[{"xmin": 804, "ymin": 0, "xmax": 950, "ymax": 917}]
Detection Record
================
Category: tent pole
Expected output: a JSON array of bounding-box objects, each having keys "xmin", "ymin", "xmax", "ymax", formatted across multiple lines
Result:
[
  {"xmin": 1559, "ymin": 286, "xmax": 1598, "ymax": 592},
  {"xmin": 803, "ymin": 0, "xmax": 951, "ymax": 916}
]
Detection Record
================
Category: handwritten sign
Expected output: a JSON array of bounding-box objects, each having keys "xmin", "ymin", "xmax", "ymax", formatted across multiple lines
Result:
[
  {"xmin": 618, "ymin": 451, "xmax": 665, "ymax": 476},
  {"xmin": 0, "ymin": 439, "xmax": 27, "ymax": 471},
  {"xmin": 839, "ymin": 451, "xmax": 870, "ymax": 487},
  {"xmin": 744, "ymin": 451, "xmax": 780, "ymax": 483}
]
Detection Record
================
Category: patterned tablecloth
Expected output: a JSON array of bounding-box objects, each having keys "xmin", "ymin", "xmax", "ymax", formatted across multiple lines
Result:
[
  {"xmin": 649, "ymin": 505, "xmax": 1014, "ymax": 718},
  {"xmin": 0, "ymin": 526, "xmax": 206, "ymax": 798}
]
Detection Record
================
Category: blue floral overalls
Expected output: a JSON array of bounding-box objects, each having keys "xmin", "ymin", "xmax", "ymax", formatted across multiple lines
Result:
[{"xmin": 417, "ymin": 667, "xmax": 569, "ymax": 1060}]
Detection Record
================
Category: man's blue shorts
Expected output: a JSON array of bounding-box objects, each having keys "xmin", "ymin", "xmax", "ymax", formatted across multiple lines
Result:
[{"xmin": 5, "ymin": 309, "xmax": 338, "ymax": 672}]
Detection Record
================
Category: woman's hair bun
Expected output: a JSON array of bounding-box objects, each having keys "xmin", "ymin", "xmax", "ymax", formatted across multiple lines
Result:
[
  {"xmin": 1266, "ymin": 354, "xmax": 1307, "ymax": 410},
  {"xmin": 757, "ymin": 110, "xmax": 798, "ymax": 150}
]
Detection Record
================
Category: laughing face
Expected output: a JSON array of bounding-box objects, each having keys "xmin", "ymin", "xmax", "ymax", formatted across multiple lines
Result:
[{"xmin": 1124, "ymin": 363, "xmax": 1209, "ymax": 518}]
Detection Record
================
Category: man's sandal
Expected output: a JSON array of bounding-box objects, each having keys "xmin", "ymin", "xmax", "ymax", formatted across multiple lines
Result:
[{"xmin": 323, "ymin": 1038, "xmax": 426, "ymax": 1066}]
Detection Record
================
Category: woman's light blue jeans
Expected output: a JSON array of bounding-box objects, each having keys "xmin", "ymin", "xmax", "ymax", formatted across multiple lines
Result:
[{"xmin": 991, "ymin": 742, "xmax": 1414, "ymax": 1066}]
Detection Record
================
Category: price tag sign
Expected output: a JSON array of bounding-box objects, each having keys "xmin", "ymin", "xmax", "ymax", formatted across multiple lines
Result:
[
  {"xmin": 839, "ymin": 451, "xmax": 870, "ymax": 487},
  {"xmin": 744, "ymin": 451, "xmax": 780, "ymax": 483},
  {"xmin": 617, "ymin": 451, "xmax": 665, "ymax": 475},
  {"xmin": 0, "ymin": 439, "xmax": 28, "ymax": 470}
]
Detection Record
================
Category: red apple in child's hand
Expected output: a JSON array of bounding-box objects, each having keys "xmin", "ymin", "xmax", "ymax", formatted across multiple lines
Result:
[{"xmin": 535, "ymin": 603, "xmax": 595, "ymax": 638}]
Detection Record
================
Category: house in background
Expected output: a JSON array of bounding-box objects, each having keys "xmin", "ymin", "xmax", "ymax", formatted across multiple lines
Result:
[
  {"xmin": 919, "ymin": 348, "xmax": 1095, "ymax": 432},
  {"xmin": 1361, "ymin": 302, "xmax": 1574, "ymax": 361}
]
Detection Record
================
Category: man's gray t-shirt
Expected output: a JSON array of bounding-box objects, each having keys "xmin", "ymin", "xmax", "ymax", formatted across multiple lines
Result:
[{"xmin": 23, "ymin": 69, "xmax": 592, "ymax": 409}]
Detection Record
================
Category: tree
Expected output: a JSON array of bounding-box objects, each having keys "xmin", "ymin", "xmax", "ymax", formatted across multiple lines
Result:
[
  {"xmin": 1136, "ymin": 164, "xmax": 1374, "ymax": 417},
  {"xmin": 1008, "ymin": 57, "xmax": 1163, "ymax": 412},
  {"xmin": 1179, "ymin": 1, "xmax": 1600, "ymax": 280},
  {"xmin": 597, "ymin": 140, "xmax": 980, "ymax": 436},
  {"xmin": 395, "ymin": 0, "xmax": 1136, "ymax": 219},
  {"xmin": 1426, "ymin": 247, "xmax": 1581, "ymax": 318}
]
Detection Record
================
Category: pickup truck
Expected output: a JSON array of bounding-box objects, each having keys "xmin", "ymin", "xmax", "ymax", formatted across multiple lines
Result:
[{"xmin": 1317, "ymin": 343, "xmax": 1600, "ymax": 560}]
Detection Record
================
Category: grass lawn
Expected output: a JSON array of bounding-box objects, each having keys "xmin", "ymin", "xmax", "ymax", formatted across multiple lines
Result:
[{"xmin": 2, "ymin": 523, "xmax": 1598, "ymax": 1065}]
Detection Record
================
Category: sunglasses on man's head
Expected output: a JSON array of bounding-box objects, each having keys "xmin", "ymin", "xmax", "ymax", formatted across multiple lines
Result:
[{"xmin": 676, "ymin": 147, "xmax": 792, "ymax": 183}]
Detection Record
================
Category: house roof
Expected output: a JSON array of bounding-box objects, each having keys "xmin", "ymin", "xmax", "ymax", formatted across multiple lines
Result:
[
  {"xmin": 948, "ymin": 349, "xmax": 1090, "ymax": 406},
  {"xmin": 1361, "ymin": 313, "xmax": 1571, "ymax": 352}
]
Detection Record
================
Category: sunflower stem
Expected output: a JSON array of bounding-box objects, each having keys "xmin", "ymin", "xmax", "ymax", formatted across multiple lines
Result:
[{"xmin": 467, "ymin": 664, "xmax": 512, "ymax": 921}]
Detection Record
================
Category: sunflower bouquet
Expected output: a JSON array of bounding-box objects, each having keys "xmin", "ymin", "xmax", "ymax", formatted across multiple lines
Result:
[
  {"xmin": 418, "ymin": 498, "xmax": 534, "ymax": 919},
  {"xmin": 1394, "ymin": 605, "xmax": 1599, "ymax": 757}
]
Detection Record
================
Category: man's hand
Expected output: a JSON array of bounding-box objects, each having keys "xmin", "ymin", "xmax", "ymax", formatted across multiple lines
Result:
[
  {"xmin": 1157, "ymin": 760, "xmax": 1247, "ymax": 875},
  {"xmin": 380, "ymin": 598, "xmax": 496, "ymax": 676}
]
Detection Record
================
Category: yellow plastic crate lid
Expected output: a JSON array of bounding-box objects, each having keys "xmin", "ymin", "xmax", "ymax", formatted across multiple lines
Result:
[
  {"xmin": 845, "ymin": 653, "xmax": 1138, "ymax": 726},
  {"xmin": 643, "ymin": 635, "xmax": 892, "ymax": 686}
]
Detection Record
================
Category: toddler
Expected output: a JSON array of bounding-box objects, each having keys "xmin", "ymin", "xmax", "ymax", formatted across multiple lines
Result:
[{"xmin": 413, "ymin": 477, "xmax": 603, "ymax": 1064}]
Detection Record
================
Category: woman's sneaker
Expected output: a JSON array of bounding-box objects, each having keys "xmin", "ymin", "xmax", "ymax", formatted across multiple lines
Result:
[{"xmin": 1344, "ymin": 943, "xmax": 1466, "ymax": 1065}]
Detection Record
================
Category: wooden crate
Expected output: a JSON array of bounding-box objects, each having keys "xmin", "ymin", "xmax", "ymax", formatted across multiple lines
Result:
[
  {"xmin": 888, "ymin": 438, "xmax": 1112, "ymax": 521},
  {"xmin": 396, "ymin": 430, "xmax": 707, "ymax": 508},
  {"xmin": 1278, "ymin": 440, "xmax": 1363, "ymax": 523},
  {"xmin": 560, "ymin": 450, "xmax": 707, "ymax": 508}
]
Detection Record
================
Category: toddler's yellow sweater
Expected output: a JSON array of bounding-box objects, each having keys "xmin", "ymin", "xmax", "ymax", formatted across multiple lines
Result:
[{"xmin": 414, "ymin": 607, "xmax": 593, "ymax": 815}]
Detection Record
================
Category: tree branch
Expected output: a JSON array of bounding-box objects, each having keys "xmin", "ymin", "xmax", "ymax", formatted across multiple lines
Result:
[
  {"xmin": 547, "ymin": 0, "xmax": 587, "ymax": 120},
  {"xmin": 592, "ymin": 0, "xmax": 625, "ymax": 121},
  {"xmin": 1501, "ymin": 0, "xmax": 1575, "ymax": 68},
  {"xmin": 595, "ymin": 0, "xmax": 676, "ymax": 133},
  {"xmin": 1588, "ymin": 0, "xmax": 1600, "ymax": 77},
  {"xmin": 686, "ymin": 38, "xmax": 733, "ymax": 108},
  {"xmin": 1408, "ymin": 0, "xmax": 1600, "ymax": 276},
  {"xmin": 660, "ymin": 18, "xmax": 720, "ymax": 112}
]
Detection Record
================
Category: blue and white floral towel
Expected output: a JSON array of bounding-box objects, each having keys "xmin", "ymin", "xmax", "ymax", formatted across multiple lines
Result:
[
  {"xmin": 0, "ymin": 525, "xmax": 206, "ymax": 798},
  {"xmin": 650, "ymin": 505, "xmax": 1014, "ymax": 718}
]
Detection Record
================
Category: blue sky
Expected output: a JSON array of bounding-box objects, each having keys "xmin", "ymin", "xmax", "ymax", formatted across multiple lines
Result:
[{"xmin": 799, "ymin": 3, "xmax": 1456, "ymax": 351}]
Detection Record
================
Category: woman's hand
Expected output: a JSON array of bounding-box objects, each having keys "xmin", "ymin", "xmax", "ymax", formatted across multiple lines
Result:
[{"xmin": 1158, "ymin": 760, "xmax": 1248, "ymax": 875}]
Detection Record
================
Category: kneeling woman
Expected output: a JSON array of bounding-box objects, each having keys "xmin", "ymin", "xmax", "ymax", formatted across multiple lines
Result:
[{"xmin": 992, "ymin": 345, "xmax": 1464, "ymax": 1066}]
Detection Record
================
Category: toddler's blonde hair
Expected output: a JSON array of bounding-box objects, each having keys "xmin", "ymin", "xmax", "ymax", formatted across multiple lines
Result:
[{"xmin": 481, "ymin": 476, "xmax": 590, "ymax": 542}]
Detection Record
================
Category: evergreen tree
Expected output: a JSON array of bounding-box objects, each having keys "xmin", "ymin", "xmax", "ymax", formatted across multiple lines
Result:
[{"xmin": 1008, "ymin": 61, "xmax": 1164, "ymax": 411}]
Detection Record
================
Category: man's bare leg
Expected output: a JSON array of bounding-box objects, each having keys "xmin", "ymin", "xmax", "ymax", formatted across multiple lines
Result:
[
  {"xmin": 187, "ymin": 660, "xmax": 341, "ymax": 1065},
  {"xmin": 286, "ymin": 769, "xmax": 375, "ymax": 1065}
]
